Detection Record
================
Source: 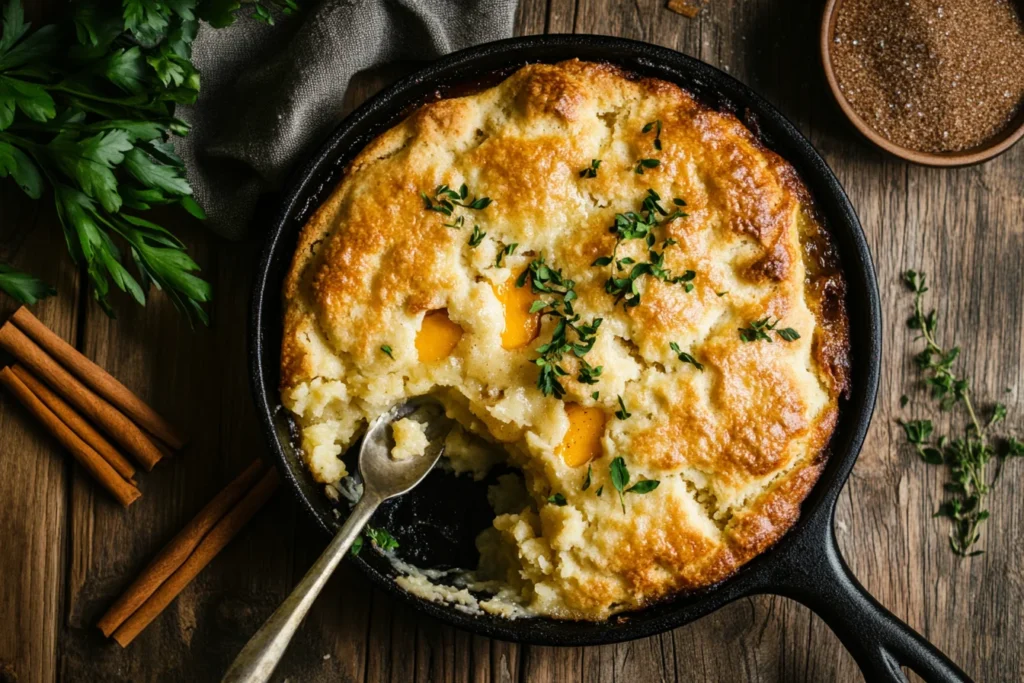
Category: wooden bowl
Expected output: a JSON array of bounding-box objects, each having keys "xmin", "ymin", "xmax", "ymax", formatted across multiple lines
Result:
[{"xmin": 820, "ymin": 0, "xmax": 1024, "ymax": 166}]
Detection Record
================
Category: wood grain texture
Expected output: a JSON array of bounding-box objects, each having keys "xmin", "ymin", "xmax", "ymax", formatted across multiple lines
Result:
[{"xmin": 0, "ymin": 0, "xmax": 1021, "ymax": 681}]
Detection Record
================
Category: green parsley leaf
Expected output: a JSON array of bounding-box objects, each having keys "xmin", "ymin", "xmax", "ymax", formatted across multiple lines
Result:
[
  {"xmin": 0, "ymin": 139, "xmax": 41, "ymax": 198},
  {"xmin": 614, "ymin": 395, "xmax": 631, "ymax": 420},
  {"xmin": 777, "ymin": 327, "xmax": 801, "ymax": 342},
  {"xmin": 642, "ymin": 119, "xmax": 662, "ymax": 150},
  {"xmin": 669, "ymin": 341, "xmax": 704, "ymax": 371},
  {"xmin": 579, "ymin": 158, "xmax": 601, "ymax": 179},
  {"xmin": 443, "ymin": 215, "xmax": 465, "ymax": 230},
  {"xmin": 468, "ymin": 225, "xmax": 486, "ymax": 247},
  {"xmin": 350, "ymin": 535, "xmax": 363, "ymax": 556},
  {"xmin": 739, "ymin": 317, "xmax": 777, "ymax": 343},
  {"xmin": 591, "ymin": 391, "xmax": 599, "ymax": 400},
  {"xmin": 495, "ymin": 242, "xmax": 517, "ymax": 268},
  {"xmin": 380, "ymin": 345, "xmax": 394, "ymax": 359},
  {"xmin": 548, "ymin": 492, "xmax": 567, "ymax": 506},
  {"xmin": 582, "ymin": 464, "xmax": 592, "ymax": 491},
  {"xmin": 634, "ymin": 158, "xmax": 660, "ymax": 174},
  {"xmin": 609, "ymin": 456, "xmax": 629, "ymax": 512},
  {"xmin": 626, "ymin": 479, "xmax": 660, "ymax": 494},
  {"xmin": 0, "ymin": 263, "xmax": 54, "ymax": 304},
  {"xmin": 366, "ymin": 526, "xmax": 399, "ymax": 552}
]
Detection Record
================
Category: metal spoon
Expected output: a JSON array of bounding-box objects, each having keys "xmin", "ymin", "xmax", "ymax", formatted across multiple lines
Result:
[{"xmin": 222, "ymin": 396, "xmax": 452, "ymax": 683}]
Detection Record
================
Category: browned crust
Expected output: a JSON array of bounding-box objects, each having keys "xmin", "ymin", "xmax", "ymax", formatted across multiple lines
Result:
[{"xmin": 280, "ymin": 59, "xmax": 852, "ymax": 616}]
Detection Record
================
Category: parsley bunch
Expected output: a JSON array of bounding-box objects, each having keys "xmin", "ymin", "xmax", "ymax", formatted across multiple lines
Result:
[
  {"xmin": 516, "ymin": 255, "xmax": 603, "ymax": 398},
  {"xmin": 0, "ymin": 0, "xmax": 296, "ymax": 323},
  {"xmin": 900, "ymin": 270, "xmax": 1023, "ymax": 556}
]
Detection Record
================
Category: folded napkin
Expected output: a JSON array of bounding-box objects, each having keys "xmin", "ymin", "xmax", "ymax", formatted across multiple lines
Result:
[{"xmin": 177, "ymin": 0, "xmax": 518, "ymax": 239}]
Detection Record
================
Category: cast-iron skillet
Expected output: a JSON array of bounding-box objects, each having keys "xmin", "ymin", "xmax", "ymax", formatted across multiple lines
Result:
[{"xmin": 250, "ymin": 35, "xmax": 972, "ymax": 683}]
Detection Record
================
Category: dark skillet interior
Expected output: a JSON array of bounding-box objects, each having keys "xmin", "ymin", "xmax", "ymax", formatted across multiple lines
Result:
[{"xmin": 250, "ymin": 35, "xmax": 881, "ymax": 647}]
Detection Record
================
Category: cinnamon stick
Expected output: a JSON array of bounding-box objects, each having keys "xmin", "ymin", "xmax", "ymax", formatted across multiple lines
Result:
[
  {"xmin": 11, "ymin": 364, "xmax": 136, "ymax": 482},
  {"xmin": 111, "ymin": 468, "xmax": 280, "ymax": 647},
  {"xmin": 0, "ymin": 367, "xmax": 141, "ymax": 507},
  {"xmin": 97, "ymin": 459, "xmax": 267, "ymax": 637},
  {"xmin": 0, "ymin": 322, "xmax": 163, "ymax": 470},
  {"xmin": 11, "ymin": 307, "xmax": 186, "ymax": 450}
]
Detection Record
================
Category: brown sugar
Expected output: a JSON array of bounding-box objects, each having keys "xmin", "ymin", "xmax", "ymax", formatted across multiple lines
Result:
[{"xmin": 830, "ymin": 0, "xmax": 1024, "ymax": 153}]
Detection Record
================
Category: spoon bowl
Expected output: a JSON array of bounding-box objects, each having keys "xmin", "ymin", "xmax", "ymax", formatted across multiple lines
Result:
[
  {"xmin": 359, "ymin": 396, "xmax": 453, "ymax": 500},
  {"xmin": 222, "ymin": 396, "xmax": 452, "ymax": 683}
]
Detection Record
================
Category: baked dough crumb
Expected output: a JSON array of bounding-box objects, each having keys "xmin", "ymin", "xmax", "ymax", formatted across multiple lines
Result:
[{"xmin": 391, "ymin": 418, "xmax": 429, "ymax": 460}]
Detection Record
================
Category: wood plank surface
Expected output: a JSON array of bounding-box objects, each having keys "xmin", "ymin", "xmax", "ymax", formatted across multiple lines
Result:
[{"xmin": 0, "ymin": 0, "xmax": 1021, "ymax": 681}]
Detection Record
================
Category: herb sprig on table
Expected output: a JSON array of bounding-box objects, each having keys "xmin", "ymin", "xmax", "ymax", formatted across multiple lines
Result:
[{"xmin": 900, "ymin": 270, "xmax": 1023, "ymax": 556}]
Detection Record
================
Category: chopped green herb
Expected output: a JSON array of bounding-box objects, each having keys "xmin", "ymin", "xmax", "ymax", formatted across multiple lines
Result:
[
  {"xmin": 626, "ymin": 479, "xmax": 660, "ymax": 494},
  {"xmin": 634, "ymin": 158, "xmax": 660, "ymax": 174},
  {"xmin": 738, "ymin": 317, "xmax": 778, "ymax": 343},
  {"xmin": 469, "ymin": 225, "xmax": 486, "ymax": 247},
  {"xmin": 582, "ymin": 464, "xmax": 593, "ymax": 491},
  {"xmin": 642, "ymin": 119, "xmax": 663, "ymax": 150},
  {"xmin": 577, "ymin": 359, "xmax": 603, "ymax": 385},
  {"xmin": 615, "ymin": 395, "xmax": 631, "ymax": 420},
  {"xmin": 443, "ymin": 215, "xmax": 465, "ymax": 230},
  {"xmin": 777, "ymin": 328, "xmax": 801, "ymax": 342},
  {"xmin": 607, "ymin": 455, "xmax": 660, "ymax": 511},
  {"xmin": 594, "ymin": 189, "xmax": 692, "ymax": 309},
  {"xmin": 592, "ymin": 391, "xmax": 600, "ymax": 400},
  {"xmin": 495, "ymin": 242, "xmax": 518, "ymax": 268},
  {"xmin": 609, "ymin": 456, "xmax": 629, "ymax": 512},
  {"xmin": 365, "ymin": 527, "xmax": 399, "ymax": 552},
  {"xmin": 900, "ymin": 395, "xmax": 909, "ymax": 408},
  {"xmin": 548, "ymin": 492, "xmax": 568, "ymax": 506},
  {"xmin": 519, "ymin": 255, "xmax": 603, "ymax": 398},
  {"xmin": 350, "ymin": 536, "xmax": 364, "ymax": 556},
  {"xmin": 579, "ymin": 159, "xmax": 601, "ymax": 179},
  {"xmin": 380, "ymin": 345, "xmax": 394, "ymax": 359},
  {"xmin": 596, "ymin": 485, "xmax": 604, "ymax": 496},
  {"xmin": 669, "ymin": 341, "xmax": 704, "ymax": 371},
  {"xmin": 716, "ymin": 291, "xmax": 729, "ymax": 297},
  {"xmin": 421, "ymin": 183, "xmax": 492, "ymax": 216}
]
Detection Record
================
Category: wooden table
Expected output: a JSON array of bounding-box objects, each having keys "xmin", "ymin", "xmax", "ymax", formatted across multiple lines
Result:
[{"xmin": 2, "ymin": 1, "xmax": 1021, "ymax": 681}]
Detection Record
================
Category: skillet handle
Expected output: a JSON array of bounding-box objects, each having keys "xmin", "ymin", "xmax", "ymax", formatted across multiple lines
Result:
[{"xmin": 769, "ymin": 522, "xmax": 973, "ymax": 683}]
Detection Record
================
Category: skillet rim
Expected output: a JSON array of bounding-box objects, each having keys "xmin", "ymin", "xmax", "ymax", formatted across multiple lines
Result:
[{"xmin": 249, "ymin": 33, "xmax": 882, "ymax": 646}]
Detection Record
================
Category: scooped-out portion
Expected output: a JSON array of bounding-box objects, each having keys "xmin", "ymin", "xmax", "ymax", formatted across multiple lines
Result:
[{"xmin": 280, "ymin": 60, "xmax": 850, "ymax": 620}]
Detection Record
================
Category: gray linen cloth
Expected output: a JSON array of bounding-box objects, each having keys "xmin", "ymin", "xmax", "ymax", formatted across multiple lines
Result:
[{"xmin": 177, "ymin": 0, "xmax": 518, "ymax": 239}]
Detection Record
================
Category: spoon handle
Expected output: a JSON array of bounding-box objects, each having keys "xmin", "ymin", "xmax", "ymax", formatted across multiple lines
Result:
[{"xmin": 222, "ymin": 494, "xmax": 380, "ymax": 683}]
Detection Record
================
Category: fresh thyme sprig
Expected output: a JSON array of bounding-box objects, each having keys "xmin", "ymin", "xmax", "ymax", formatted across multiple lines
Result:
[
  {"xmin": 669, "ymin": 341, "xmax": 704, "ymax": 371},
  {"xmin": 517, "ymin": 255, "xmax": 603, "ymax": 398},
  {"xmin": 738, "ymin": 318, "xmax": 799, "ymax": 343},
  {"xmin": 901, "ymin": 270, "xmax": 1023, "ymax": 556},
  {"xmin": 468, "ymin": 225, "xmax": 486, "ymax": 247},
  {"xmin": 420, "ymin": 183, "xmax": 491, "ymax": 215}
]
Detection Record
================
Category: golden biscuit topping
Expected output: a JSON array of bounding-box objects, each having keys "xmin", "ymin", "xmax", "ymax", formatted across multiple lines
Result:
[{"xmin": 281, "ymin": 60, "xmax": 849, "ymax": 620}]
